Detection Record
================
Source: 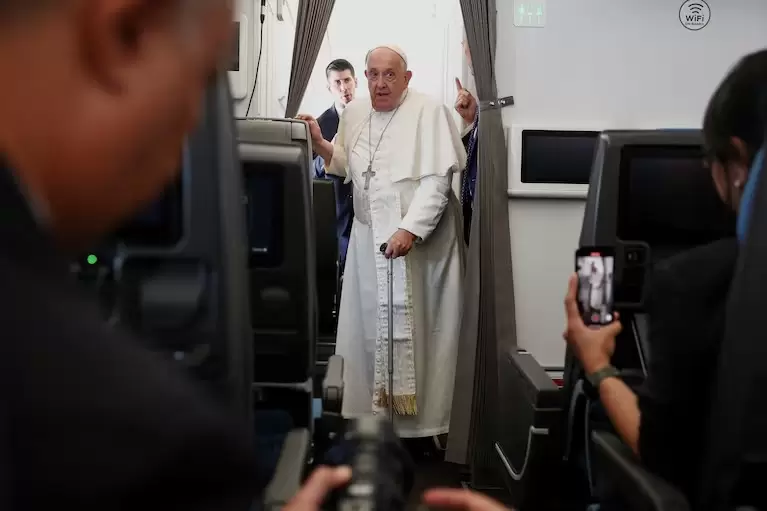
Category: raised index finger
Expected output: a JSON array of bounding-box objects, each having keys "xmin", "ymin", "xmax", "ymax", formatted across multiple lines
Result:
[{"xmin": 455, "ymin": 77, "xmax": 464, "ymax": 92}]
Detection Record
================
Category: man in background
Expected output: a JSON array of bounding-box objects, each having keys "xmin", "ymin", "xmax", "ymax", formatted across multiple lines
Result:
[
  {"xmin": 454, "ymin": 33, "xmax": 479, "ymax": 244},
  {"xmin": 314, "ymin": 59, "xmax": 358, "ymax": 273}
]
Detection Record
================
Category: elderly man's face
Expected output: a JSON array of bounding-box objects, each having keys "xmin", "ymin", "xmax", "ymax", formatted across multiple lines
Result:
[
  {"xmin": 36, "ymin": 0, "xmax": 234, "ymax": 245},
  {"xmin": 365, "ymin": 48, "xmax": 412, "ymax": 112}
]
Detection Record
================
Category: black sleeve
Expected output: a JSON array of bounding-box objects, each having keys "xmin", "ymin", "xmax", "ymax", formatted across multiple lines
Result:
[
  {"xmin": 461, "ymin": 130, "xmax": 472, "ymax": 151},
  {"xmin": 3, "ymin": 272, "xmax": 260, "ymax": 510},
  {"xmin": 637, "ymin": 265, "xmax": 720, "ymax": 497}
]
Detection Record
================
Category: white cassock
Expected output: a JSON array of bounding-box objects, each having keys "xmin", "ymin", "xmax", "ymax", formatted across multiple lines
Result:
[{"xmin": 325, "ymin": 88, "xmax": 467, "ymax": 438}]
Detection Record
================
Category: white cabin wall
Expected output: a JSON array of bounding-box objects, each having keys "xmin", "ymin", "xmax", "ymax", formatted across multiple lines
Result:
[
  {"xmin": 497, "ymin": 0, "xmax": 767, "ymax": 367},
  {"xmin": 233, "ymin": 0, "xmax": 256, "ymax": 118}
]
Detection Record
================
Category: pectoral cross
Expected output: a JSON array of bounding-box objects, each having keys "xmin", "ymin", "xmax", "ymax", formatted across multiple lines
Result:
[{"xmin": 363, "ymin": 164, "xmax": 375, "ymax": 191}]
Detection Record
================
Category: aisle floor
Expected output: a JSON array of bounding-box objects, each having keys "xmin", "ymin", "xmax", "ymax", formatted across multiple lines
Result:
[{"xmin": 407, "ymin": 460, "xmax": 464, "ymax": 511}]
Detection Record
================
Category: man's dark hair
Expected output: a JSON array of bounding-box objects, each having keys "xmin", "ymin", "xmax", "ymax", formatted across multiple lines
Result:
[
  {"xmin": 326, "ymin": 59, "xmax": 355, "ymax": 79},
  {"xmin": 703, "ymin": 48, "xmax": 767, "ymax": 167}
]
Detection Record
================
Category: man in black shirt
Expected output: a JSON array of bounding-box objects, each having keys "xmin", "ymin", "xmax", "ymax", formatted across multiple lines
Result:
[{"xmin": 0, "ymin": 0, "xmax": 349, "ymax": 508}]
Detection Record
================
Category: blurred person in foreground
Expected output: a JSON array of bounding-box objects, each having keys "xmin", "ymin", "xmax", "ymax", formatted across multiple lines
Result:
[{"xmin": 0, "ymin": 0, "xmax": 351, "ymax": 508}]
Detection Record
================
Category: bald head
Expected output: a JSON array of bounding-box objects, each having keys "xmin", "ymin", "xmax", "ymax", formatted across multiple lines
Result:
[
  {"xmin": 365, "ymin": 46, "xmax": 412, "ymax": 112},
  {"xmin": 0, "ymin": 0, "xmax": 233, "ymax": 248}
]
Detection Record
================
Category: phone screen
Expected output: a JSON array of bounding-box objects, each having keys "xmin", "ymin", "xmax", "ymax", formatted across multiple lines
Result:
[{"xmin": 575, "ymin": 247, "xmax": 615, "ymax": 326}]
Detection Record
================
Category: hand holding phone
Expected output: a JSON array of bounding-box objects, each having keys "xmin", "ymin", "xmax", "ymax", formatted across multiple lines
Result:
[{"xmin": 575, "ymin": 247, "xmax": 615, "ymax": 326}]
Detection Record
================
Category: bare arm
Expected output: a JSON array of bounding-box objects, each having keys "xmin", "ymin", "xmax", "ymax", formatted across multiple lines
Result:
[
  {"xmin": 595, "ymin": 376, "xmax": 641, "ymax": 455},
  {"xmin": 563, "ymin": 274, "xmax": 640, "ymax": 455}
]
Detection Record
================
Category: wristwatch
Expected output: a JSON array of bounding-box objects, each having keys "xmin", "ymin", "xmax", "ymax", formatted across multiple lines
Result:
[{"xmin": 587, "ymin": 365, "xmax": 620, "ymax": 389}]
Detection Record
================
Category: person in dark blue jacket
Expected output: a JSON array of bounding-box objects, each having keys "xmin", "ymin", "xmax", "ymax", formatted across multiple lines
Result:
[
  {"xmin": 454, "ymin": 34, "xmax": 478, "ymax": 244},
  {"xmin": 312, "ymin": 59, "xmax": 358, "ymax": 273}
]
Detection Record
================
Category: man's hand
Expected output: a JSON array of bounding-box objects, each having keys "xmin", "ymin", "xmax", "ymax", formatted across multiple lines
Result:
[
  {"xmin": 283, "ymin": 466, "xmax": 352, "ymax": 511},
  {"xmin": 296, "ymin": 113, "xmax": 333, "ymax": 162},
  {"xmin": 385, "ymin": 229, "xmax": 417, "ymax": 259},
  {"xmin": 423, "ymin": 489, "xmax": 514, "ymax": 511},
  {"xmin": 295, "ymin": 114, "xmax": 323, "ymax": 146},
  {"xmin": 454, "ymin": 78, "xmax": 478, "ymax": 125},
  {"xmin": 563, "ymin": 274, "xmax": 622, "ymax": 374}
]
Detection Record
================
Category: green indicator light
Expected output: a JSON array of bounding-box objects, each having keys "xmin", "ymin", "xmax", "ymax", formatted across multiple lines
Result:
[
  {"xmin": 87, "ymin": 254, "xmax": 98, "ymax": 265},
  {"xmin": 537, "ymin": 6, "xmax": 543, "ymax": 15},
  {"xmin": 519, "ymin": 5, "xmax": 526, "ymax": 15}
]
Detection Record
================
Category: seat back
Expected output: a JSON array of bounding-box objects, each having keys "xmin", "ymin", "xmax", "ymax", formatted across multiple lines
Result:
[
  {"xmin": 313, "ymin": 179, "xmax": 339, "ymax": 398},
  {"xmin": 75, "ymin": 74, "xmax": 253, "ymax": 419},
  {"xmin": 237, "ymin": 118, "xmax": 316, "ymax": 388},
  {"xmin": 563, "ymin": 130, "xmax": 736, "ymax": 506},
  {"xmin": 699, "ymin": 142, "xmax": 767, "ymax": 510},
  {"xmin": 313, "ymin": 178, "xmax": 339, "ymax": 337},
  {"xmin": 567, "ymin": 129, "xmax": 734, "ymax": 398}
]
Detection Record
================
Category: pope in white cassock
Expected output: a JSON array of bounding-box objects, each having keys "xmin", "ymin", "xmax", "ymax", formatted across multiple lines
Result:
[{"xmin": 298, "ymin": 45, "xmax": 467, "ymax": 438}]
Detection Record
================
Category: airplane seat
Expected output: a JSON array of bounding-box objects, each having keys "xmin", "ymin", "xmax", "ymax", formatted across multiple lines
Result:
[
  {"xmin": 72, "ymin": 74, "xmax": 254, "ymax": 417},
  {"xmin": 72, "ymin": 75, "xmax": 310, "ymax": 507},
  {"xmin": 236, "ymin": 118, "xmax": 346, "ymax": 496},
  {"xmin": 495, "ymin": 350, "xmax": 565, "ymax": 510},
  {"xmin": 736, "ymin": 147, "xmax": 765, "ymax": 243},
  {"xmin": 312, "ymin": 178, "xmax": 340, "ymax": 394},
  {"xmin": 589, "ymin": 140, "xmax": 767, "ymax": 511},
  {"xmin": 559, "ymin": 130, "xmax": 736, "ymax": 509}
]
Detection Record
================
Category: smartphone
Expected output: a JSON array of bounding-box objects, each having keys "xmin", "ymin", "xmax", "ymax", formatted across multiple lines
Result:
[{"xmin": 575, "ymin": 246, "xmax": 615, "ymax": 326}]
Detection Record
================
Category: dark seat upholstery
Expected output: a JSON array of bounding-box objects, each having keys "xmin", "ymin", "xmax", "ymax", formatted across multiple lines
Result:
[
  {"xmin": 697, "ymin": 144, "xmax": 767, "ymax": 510},
  {"xmin": 592, "ymin": 141, "xmax": 767, "ymax": 511},
  {"xmin": 236, "ymin": 118, "xmax": 347, "ymax": 496},
  {"xmin": 563, "ymin": 130, "xmax": 735, "ymax": 508},
  {"xmin": 495, "ymin": 350, "xmax": 564, "ymax": 510},
  {"xmin": 313, "ymin": 179, "xmax": 339, "ymax": 394},
  {"xmin": 84, "ymin": 75, "xmax": 317, "ymax": 507},
  {"xmin": 103, "ymin": 73, "xmax": 253, "ymax": 419}
]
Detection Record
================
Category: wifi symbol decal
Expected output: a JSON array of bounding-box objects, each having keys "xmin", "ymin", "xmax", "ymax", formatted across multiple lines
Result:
[{"xmin": 680, "ymin": 0, "xmax": 710, "ymax": 31}]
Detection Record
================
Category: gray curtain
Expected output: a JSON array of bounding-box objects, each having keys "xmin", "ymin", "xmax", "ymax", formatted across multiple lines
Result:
[
  {"xmin": 446, "ymin": 0, "xmax": 518, "ymax": 487},
  {"xmin": 283, "ymin": 0, "xmax": 336, "ymax": 119}
]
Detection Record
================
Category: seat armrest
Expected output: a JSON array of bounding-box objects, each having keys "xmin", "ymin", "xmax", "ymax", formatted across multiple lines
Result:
[
  {"xmin": 263, "ymin": 428, "xmax": 310, "ymax": 511},
  {"xmin": 323, "ymin": 355, "xmax": 344, "ymax": 414},
  {"xmin": 591, "ymin": 431, "xmax": 689, "ymax": 511}
]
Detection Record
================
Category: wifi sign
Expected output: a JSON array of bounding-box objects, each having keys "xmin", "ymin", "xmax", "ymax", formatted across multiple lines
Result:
[{"xmin": 679, "ymin": 0, "xmax": 711, "ymax": 31}]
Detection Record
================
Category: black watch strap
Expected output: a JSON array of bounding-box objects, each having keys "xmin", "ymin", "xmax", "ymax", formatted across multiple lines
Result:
[{"xmin": 587, "ymin": 365, "xmax": 620, "ymax": 388}]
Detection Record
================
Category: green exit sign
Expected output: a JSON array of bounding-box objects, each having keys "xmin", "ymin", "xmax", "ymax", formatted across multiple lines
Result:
[{"xmin": 514, "ymin": 0, "xmax": 546, "ymax": 27}]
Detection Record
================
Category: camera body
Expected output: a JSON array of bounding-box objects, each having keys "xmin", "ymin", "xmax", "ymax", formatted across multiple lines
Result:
[{"xmin": 324, "ymin": 416, "xmax": 415, "ymax": 511}]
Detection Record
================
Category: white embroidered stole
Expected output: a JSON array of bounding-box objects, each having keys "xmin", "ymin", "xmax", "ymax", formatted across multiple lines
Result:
[{"xmin": 369, "ymin": 189, "xmax": 417, "ymax": 416}]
